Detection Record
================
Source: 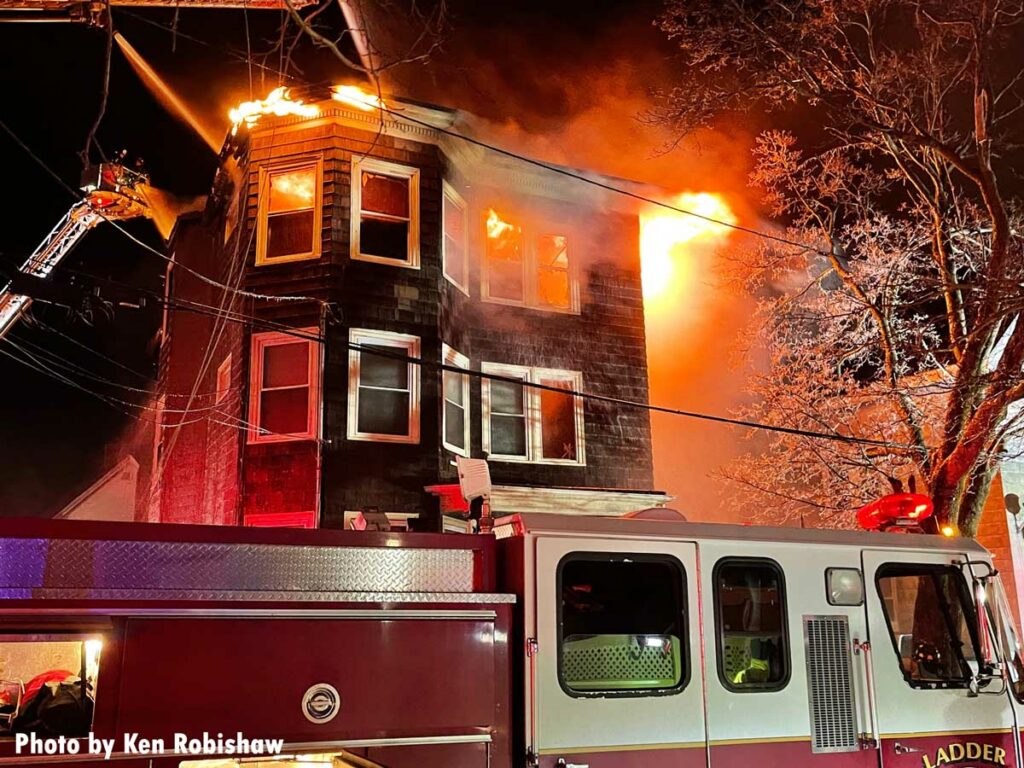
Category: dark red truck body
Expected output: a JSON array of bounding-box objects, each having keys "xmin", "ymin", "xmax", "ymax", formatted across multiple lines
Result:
[{"xmin": 0, "ymin": 518, "xmax": 514, "ymax": 767}]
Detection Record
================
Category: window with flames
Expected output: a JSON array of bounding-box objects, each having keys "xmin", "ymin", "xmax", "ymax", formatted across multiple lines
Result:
[
  {"xmin": 484, "ymin": 209, "xmax": 576, "ymax": 312},
  {"xmin": 257, "ymin": 160, "xmax": 322, "ymax": 265}
]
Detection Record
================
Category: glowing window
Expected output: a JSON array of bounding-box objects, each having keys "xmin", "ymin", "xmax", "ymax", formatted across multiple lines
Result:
[
  {"xmin": 442, "ymin": 344, "xmax": 471, "ymax": 456},
  {"xmin": 347, "ymin": 329, "xmax": 420, "ymax": 443},
  {"xmin": 483, "ymin": 210, "xmax": 577, "ymax": 312},
  {"xmin": 482, "ymin": 363, "xmax": 584, "ymax": 464},
  {"xmin": 257, "ymin": 160, "xmax": 322, "ymax": 265},
  {"xmin": 536, "ymin": 234, "xmax": 570, "ymax": 309},
  {"xmin": 539, "ymin": 375, "xmax": 577, "ymax": 461},
  {"xmin": 485, "ymin": 210, "xmax": 525, "ymax": 302},
  {"xmin": 443, "ymin": 183, "xmax": 469, "ymax": 293},
  {"xmin": 248, "ymin": 331, "xmax": 320, "ymax": 443},
  {"xmin": 351, "ymin": 157, "xmax": 420, "ymax": 268}
]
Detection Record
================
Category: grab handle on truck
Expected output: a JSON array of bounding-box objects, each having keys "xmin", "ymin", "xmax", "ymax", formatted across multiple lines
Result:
[{"xmin": 853, "ymin": 639, "xmax": 881, "ymax": 750}]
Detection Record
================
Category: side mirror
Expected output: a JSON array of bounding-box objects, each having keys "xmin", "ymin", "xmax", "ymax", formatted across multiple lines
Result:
[{"xmin": 970, "ymin": 575, "xmax": 1006, "ymax": 695}]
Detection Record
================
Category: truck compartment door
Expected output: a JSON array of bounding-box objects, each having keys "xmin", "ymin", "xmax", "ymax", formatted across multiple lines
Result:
[{"xmin": 532, "ymin": 535, "xmax": 707, "ymax": 768}]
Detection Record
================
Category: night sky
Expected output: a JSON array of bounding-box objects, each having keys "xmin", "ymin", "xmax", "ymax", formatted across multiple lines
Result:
[{"xmin": 0, "ymin": 0, "xmax": 758, "ymax": 516}]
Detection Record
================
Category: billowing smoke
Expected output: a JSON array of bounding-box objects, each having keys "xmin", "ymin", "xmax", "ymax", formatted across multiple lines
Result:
[{"xmin": 368, "ymin": 2, "xmax": 767, "ymax": 519}]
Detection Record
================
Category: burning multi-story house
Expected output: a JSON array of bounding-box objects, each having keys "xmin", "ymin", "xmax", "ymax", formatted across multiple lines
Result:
[{"xmin": 151, "ymin": 86, "xmax": 669, "ymax": 530}]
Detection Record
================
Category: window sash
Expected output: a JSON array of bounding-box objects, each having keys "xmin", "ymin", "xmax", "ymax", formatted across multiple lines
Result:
[
  {"xmin": 347, "ymin": 329, "xmax": 420, "ymax": 443},
  {"xmin": 350, "ymin": 157, "xmax": 420, "ymax": 268},
  {"xmin": 442, "ymin": 344, "xmax": 470, "ymax": 456},
  {"xmin": 482, "ymin": 363, "xmax": 583, "ymax": 464},
  {"xmin": 442, "ymin": 183, "xmax": 469, "ymax": 292},
  {"xmin": 248, "ymin": 331, "xmax": 319, "ymax": 444},
  {"xmin": 256, "ymin": 159, "xmax": 322, "ymax": 265},
  {"xmin": 482, "ymin": 212, "xmax": 576, "ymax": 312}
]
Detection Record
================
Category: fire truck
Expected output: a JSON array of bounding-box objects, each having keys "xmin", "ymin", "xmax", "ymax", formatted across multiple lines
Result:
[{"xmin": 1, "ymin": 507, "xmax": 1023, "ymax": 768}]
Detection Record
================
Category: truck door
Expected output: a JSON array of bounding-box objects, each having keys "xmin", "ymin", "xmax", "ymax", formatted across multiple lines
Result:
[
  {"xmin": 531, "ymin": 535, "xmax": 707, "ymax": 768},
  {"xmin": 861, "ymin": 549, "xmax": 1017, "ymax": 768}
]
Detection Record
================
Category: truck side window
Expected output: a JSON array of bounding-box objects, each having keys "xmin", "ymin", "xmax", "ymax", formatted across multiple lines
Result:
[
  {"xmin": 558, "ymin": 553, "xmax": 687, "ymax": 696},
  {"xmin": 0, "ymin": 635, "xmax": 102, "ymax": 740},
  {"xmin": 876, "ymin": 564, "xmax": 977, "ymax": 688},
  {"xmin": 715, "ymin": 558, "xmax": 790, "ymax": 692}
]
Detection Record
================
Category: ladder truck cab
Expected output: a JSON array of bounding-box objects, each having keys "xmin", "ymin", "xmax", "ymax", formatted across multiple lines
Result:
[{"xmin": 0, "ymin": 511, "xmax": 1022, "ymax": 768}]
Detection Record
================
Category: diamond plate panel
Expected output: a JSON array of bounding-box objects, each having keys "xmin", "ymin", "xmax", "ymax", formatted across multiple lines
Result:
[{"xmin": 0, "ymin": 538, "xmax": 475, "ymax": 595}]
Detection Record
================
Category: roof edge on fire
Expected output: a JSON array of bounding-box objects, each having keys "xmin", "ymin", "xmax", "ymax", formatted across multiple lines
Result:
[{"xmin": 234, "ymin": 86, "xmax": 670, "ymax": 213}]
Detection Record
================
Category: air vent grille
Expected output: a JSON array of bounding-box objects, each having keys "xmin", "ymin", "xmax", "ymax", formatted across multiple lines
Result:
[{"xmin": 804, "ymin": 615, "xmax": 859, "ymax": 753}]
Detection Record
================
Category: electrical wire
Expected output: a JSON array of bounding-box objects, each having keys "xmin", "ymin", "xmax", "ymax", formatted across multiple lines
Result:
[
  {"xmin": 29, "ymin": 315, "xmax": 153, "ymax": 383},
  {"xmin": 0, "ymin": 59, "xmax": 901, "ymax": 450},
  {"xmin": 0, "ymin": 117, "xmax": 318, "ymax": 305},
  {"xmin": 53, "ymin": 264, "xmax": 921, "ymax": 451},
  {"xmin": 116, "ymin": 9, "xmax": 296, "ymax": 81},
  {"xmin": 159, "ymin": 289, "xmax": 920, "ymax": 452},
  {"xmin": 377, "ymin": 102, "xmax": 829, "ymax": 256},
  {"xmin": 9, "ymin": 331, "xmax": 237, "ymax": 402}
]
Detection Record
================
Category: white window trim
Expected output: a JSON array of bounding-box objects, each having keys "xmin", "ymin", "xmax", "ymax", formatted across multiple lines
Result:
[
  {"xmin": 347, "ymin": 328, "xmax": 421, "ymax": 444},
  {"xmin": 442, "ymin": 181, "xmax": 469, "ymax": 295},
  {"xmin": 255, "ymin": 157, "xmax": 324, "ymax": 266},
  {"xmin": 350, "ymin": 156, "xmax": 421, "ymax": 269},
  {"xmin": 480, "ymin": 212, "xmax": 580, "ymax": 314},
  {"xmin": 215, "ymin": 353, "xmax": 232, "ymax": 405},
  {"xmin": 247, "ymin": 329, "xmax": 321, "ymax": 444},
  {"xmin": 442, "ymin": 343, "xmax": 471, "ymax": 457},
  {"xmin": 481, "ymin": 362, "xmax": 585, "ymax": 465}
]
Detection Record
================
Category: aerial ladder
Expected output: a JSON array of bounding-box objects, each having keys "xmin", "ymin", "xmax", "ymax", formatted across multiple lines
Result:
[
  {"xmin": 0, "ymin": 0, "xmax": 312, "ymax": 24},
  {"xmin": 0, "ymin": 161, "xmax": 151, "ymax": 341}
]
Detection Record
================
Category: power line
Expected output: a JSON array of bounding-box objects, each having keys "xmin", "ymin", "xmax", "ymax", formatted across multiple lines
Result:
[
  {"xmin": 375, "ymin": 102, "xmax": 827, "ymax": 256},
  {"xmin": 116, "ymin": 9, "xmax": 298, "ymax": 81},
  {"xmin": 0, "ymin": 117, "xmax": 319, "ymax": 305},
  {"xmin": 29, "ymin": 315, "xmax": 153, "ymax": 383},
  {"xmin": 153, "ymin": 288, "xmax": 920, "ymax": 452},
  {"xmin": 54, "ymin": 262, "xmax": 920, "ymax": 451}
]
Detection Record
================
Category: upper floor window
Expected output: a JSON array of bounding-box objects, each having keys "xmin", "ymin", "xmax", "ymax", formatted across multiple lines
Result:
[
  {"xmin": 559, "ymin": 553, "xmax": 687, "ymax": 696},
  {"xmin": 442, "ymin": 182, "xmax": 469, "ymax": 293},
  {"xmin": 256, "ymin": 159, "xmax": 322, "ymax": 265},
  {"xmin": 876, "ymin": 564, "xmax": 978, "ymax": 688},
  {"xmin": 483, "ymin": 209, "xmax": 577, "ymax": 313},
  {"xmin": 481, "ymin": 363, "xmax": 584, "ymax": 464},
  {"xmin": 248, "ymin": 330, "xmax": 320, "ymax": 443},
  {"xmin": 347, "ymin": 328, "xmax": 421, "ymax": 443},
  {"xmin": 442, "ymin": 344, "xmax": 470, "ymax": 456},
  {"xmin": 714, "ymin": 558, "xmax": 790, "ymax": 692},
  {"xmin": 351, "ymin": 157, "xmax": 420, "ymax": 269}
]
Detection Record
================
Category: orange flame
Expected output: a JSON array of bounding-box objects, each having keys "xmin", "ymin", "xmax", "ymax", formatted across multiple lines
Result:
[
  {"xmin": 331, "ymin": 84, "xmax": 385, "ymax": 111},
  {"xmin": 640, "ymin": 192, "xmax": 735, "ymax": 304},
  {"xmin": 486, "ymin": 208, "xmax": 517, "ymax": 240},
  {"xmin": 229, "ymin": 87, "xmax": 320, "ymax": 135}
]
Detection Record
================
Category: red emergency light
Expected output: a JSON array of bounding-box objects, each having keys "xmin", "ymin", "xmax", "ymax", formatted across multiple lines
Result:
[{"xmin": 857, "ymin": 492, "xmax": 934, "ymax": 532}]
